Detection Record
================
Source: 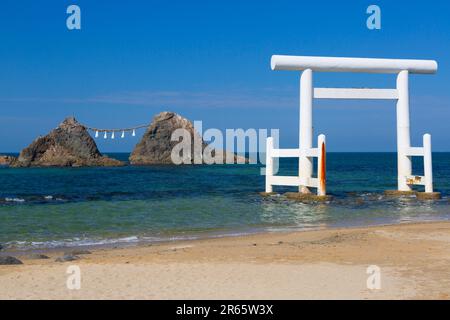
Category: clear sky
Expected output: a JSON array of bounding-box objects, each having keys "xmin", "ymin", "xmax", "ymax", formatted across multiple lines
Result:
[{"xmin": 0, "ymin": 0, "xmax": 449, "ymax": 152}]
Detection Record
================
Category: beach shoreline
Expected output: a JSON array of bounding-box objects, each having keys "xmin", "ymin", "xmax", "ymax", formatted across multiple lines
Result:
[
  {"xmin": 0, "ymin": 215, "xmax": 443, "ymax": 255},
  {"xmin": 1, "ymin": 220, "xmax": 450, "ymax": 299},
  {"xmin": 1, "ymin": 218, "xmax": 449, "ymax": 257}
]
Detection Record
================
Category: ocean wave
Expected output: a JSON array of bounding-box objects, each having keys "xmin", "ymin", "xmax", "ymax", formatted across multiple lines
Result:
[
  {"xmin": 4, "ymin": 235, "xmax": 145, "ymax": 251},
  {"xmin": 4, "ymin": 197, "xmax": 25, "ymax": 203},
  {"xmin": 0, "ymin": 195, "xmax": 69, "ymax": 205},
  {"xmin": 2, "ymin": 230, "xmax": 262, "ymax": 251}
]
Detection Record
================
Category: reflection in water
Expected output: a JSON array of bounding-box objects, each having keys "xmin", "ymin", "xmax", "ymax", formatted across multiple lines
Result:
[
  {"xmin": 259, "ymin": 192, "xmax": 449, "ymax": 231},
  {"xmin": 260, "ymin": 197, "xmax": 330, "ymax": 230}
]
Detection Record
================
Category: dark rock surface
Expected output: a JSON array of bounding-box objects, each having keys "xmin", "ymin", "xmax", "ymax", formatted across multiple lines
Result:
[
  {"xmin": 27, "ymin": 254, "xmax": 50, "ymax": 260},
  {"xmin": 10, "ymin": 117, "xmax": 124, "ymax": 168},
  {"xmin": 130, "ymin": 112, "xmax": 246, "ymax": 165},
  {"xmin": 55, "ymin": 254, "xmax": 80, "ymax": 262},
  {"xmin": 129, "ymin": 112, "xmax": 204, "ymax": 165},
  {"xmin": 64, "ymin": 249, "xmax": 91, "ymax": 255},
  {"xmin": 0, "ymin": 256, "xmax": 23, "ymax": 265}
]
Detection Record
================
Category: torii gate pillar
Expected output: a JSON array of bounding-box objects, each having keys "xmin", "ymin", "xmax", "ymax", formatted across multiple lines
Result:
[
  {"xmin": 396, "ymin": 70, "xmax": 412, "ymax": 191},
  {"xmin": 299, "ymin": 69, "xmax": 314, "ymax": 193}
]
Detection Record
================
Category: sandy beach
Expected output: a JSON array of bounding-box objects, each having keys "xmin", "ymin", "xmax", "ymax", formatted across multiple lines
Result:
[{"xmin": 1, "ymin": 221, "xmax": 450, "ymax": 300}]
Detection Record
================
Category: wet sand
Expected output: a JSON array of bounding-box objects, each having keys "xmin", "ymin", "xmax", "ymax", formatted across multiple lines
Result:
[{"xmin": 1, "ymin": 221, "xmax": 450, "ymax": 299}]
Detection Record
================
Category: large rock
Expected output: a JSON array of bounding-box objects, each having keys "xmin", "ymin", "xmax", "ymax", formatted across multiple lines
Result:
[
  {"xmin": 129, "ymin": 112, "xmax": 203, "ymax": 165},
  {"xmin": 130, "ymin": 112, "xmax": 245, "ymax": 165},
  {"xmin": 10, "ymin": 117, "xmax": 124, "ymax": 168}
]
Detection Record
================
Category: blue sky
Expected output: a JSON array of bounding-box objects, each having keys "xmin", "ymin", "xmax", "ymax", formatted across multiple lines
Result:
[{"xmin": 0, "ymin": 0, "xmax": 449, "ymax": 152}]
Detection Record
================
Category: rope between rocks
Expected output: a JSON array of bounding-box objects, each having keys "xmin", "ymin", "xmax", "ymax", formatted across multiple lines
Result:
[{"xmin": 82, "ymin": 124, "xmax": 149, "ymax": 133}]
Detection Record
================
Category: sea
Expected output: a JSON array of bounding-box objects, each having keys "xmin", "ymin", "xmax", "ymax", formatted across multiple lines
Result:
[{"xmin": 0, "ymin": 153, "xmax": 449, "ymax": 251}]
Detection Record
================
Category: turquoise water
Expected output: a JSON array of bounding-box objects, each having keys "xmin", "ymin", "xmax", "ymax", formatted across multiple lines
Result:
[{"xmin": 0, "ymin": 153, "xmax": 449, "ymax": 251}]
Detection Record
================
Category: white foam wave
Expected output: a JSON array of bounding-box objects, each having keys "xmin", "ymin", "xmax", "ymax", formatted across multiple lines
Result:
[{"xmin": 5, "ymin": 197, "xmax": 25, "ymax": 203}]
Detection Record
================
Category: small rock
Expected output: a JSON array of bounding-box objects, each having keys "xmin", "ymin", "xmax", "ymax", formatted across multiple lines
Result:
[
  {"xmin": 55, "ymin": 254, "xmax": 80, "ymax": 262},
  {"xmin": 0, "ymin": 155, "xmax": 16, "ymax": 166},
  {"xmin": 0, "ymin": 256, "xmax": 23, "ymax": 265},
  {"xmin": 64, "ymin": 249, "xmax": 92, "ymax": 255},
  {"xmin": 28, "ymin": 254, "xmax": 50, "ymax": 260},
  {"xmin": 0, "ymin": 244, "xmax": 3, "ymax": 251}
]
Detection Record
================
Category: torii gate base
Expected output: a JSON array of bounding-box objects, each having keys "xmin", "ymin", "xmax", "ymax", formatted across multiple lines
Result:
[{"xmin": 263, "ymin": 55, "xmax": 441, "ymax": 201}]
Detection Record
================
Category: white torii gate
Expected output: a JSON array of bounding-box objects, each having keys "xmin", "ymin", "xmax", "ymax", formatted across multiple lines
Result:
[{"xmin": 265, "ymin": 55, "xmax": 439, "ymax": 198}]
